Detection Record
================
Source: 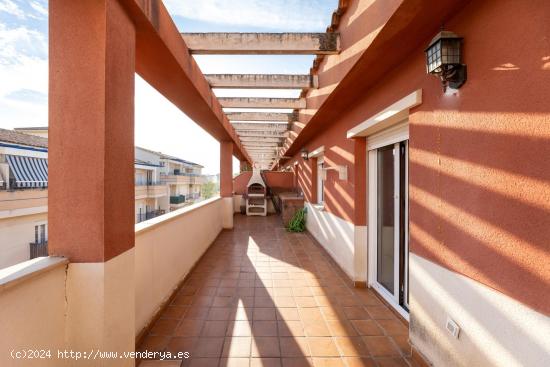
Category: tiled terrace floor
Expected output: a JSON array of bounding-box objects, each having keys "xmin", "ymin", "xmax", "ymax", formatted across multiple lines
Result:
[{"xmin": 139, "ymin": 214, "xmax": 418, "ymax": 367}]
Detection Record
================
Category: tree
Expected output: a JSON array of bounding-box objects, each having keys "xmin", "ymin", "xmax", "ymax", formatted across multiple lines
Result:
[{"xmin": 201, "ymin": 181, "xmax": 219, "ymax": 199}]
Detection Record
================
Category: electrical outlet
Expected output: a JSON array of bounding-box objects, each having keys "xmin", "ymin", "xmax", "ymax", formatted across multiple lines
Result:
[{"xmin": 446, "ymin": 317, "xmax": 460, "ymax": 339}]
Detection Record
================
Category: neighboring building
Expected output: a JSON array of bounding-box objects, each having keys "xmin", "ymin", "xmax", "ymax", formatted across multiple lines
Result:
[
  {"xmin": 158, "ymin": 153, "xmax": 205, "ymax": 211},
  {"xmin": 134, "ymin": 147, "xmax": 169, "ymax": 223},
  {"xmin": 0, "ymin": 128, "xmax": 48, "ymax": 269},
  {"xmin": 0, "ymin": 130, "xmax": 207, "ymax": 268}
]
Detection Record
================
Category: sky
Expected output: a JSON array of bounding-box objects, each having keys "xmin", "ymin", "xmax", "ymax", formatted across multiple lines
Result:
[{"xmin": 0, "ymin": 0, "xmax": 335, "ymax": 174}]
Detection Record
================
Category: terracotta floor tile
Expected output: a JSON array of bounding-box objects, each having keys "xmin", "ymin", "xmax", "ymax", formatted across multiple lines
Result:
[
  {"xmin": 376, "ymin": 320, "xmax": 409, "ymax": 336},
  {"xmin": 365, "ymin": 306, "xmax": 395, "ymax": 320},
  {"xmin": 175, "ymin": 319, "xmax": 205, "ymax": 337},
  {"xmin": 277, "ymin": 308, "xmax": 300, "ymax": 321},
  {"xmin": 253, "ymin": 321, "xmax": 279, "ymax": 336},
  {"xmin": 278, "ymin": 321, "xmax": 305, "ymax": 337},
  {"xmin": 341, "ymin": 357, "xmax": 377, "ymax": 367},
  {"xmin": 306, "ymin": 337, "xmax": 340, "ymax": 357},
  {"xmin": 201, "ymin": 320, "xmax": 228, "ymax": 337},
  {"xmin": 303, "ymin": 320, "xmax": 332, "ymax": 337},
  {"xmin": 279, "ymin": 337, "xmax": 310, "ymax": 357},
  {"xmin": 185, "ymin": 306, "xmax": 211, "ymax": 320},
  {"xmin": 222, "ymin": 337, "xmax": 252, "ymax": 358},
  {"xmin": 299, "ymin": 308, "xmax": 324, "ymax": 322},
  {"xmin": 140, "ymin": 361, "xmax": 183, "ymax": 367},
  {"xmin": 351, "ymin": 320, "xmax": 383, "ymax": 336},
  {"xmin": 274, "ymin": 288, "xmax": 293, "ymax": 296},
  {"xmin": 311, "ymin": 357, "xmax": 346, "ymax": 367},
  {"xmin": 213, "ymin": 296, "xmax": 237, "ymax": 308},
  {"xmin": 374, "ymin": 357, "xmax": 410, "ymax": 367},
  {"xmin": 194, "ymin": 337, "xmax": 224, "ymax": 357},
  {"xmin": 255, "ymin": 297, "xmax": 276, "ymax": 308},
  {"xmin": 139, "ymin": 335, "xmax": 170, "ymax": 352},
  {"xmin": 219, "ymin": 358, "xmax": 250, "ymax": 367},
  {"xmin": 254, "ymin": 308, "xmax": 277, "ymax": 321},
  {"xmin": 187, "ymin": 358, "xmax": 220, "ymax": 367},
  {"xmin": 391, "ymin": 336, "xmax": 411, "ymax": 356},
  {"xmin": 173, "ymin": 294, "xmax": 195, "ymax": 306},
  {"xmin": 233, "ymin": 308, "xmax": 253, "ymax": 321},
  {"xmin": 252, "ymin": 337, "xmax": 281, "ymax": 357},
  {"xmin": 150, "ymin": 318, "xmax": 180, "ymax": 336},
  {"xmin": 295, "ymin": 297, "xmax": 317, "ymax": 308},
  {"xmin": 362, "ymin": 337, "xmax": 400, "ymax": 357},
  {"xmin": 333, "ymin": 337, "xmax": 369, "ymax": 357},
  {"xmin": 319, "ymin": 307, "xmax": 345, "ymax": 321},
  {"xmin": 275, "ymin": 296, "xmax": 297, "ymax": 308},
  {"xmin": 167, "ymin": 336, "xmax": 198, "ymax": 354},
  {"xmin": 281, "ymin": 357, "xmax": 313, "ymax": 367},
  {"xmin": 208, "ymin": 308, "xmax": 232, "ymax": 321},
  {"xmin": 342, "ymin": 307, "xmax": 369, "ymax": 321},
  {"xmin": 326, "ymin": 320, "xmax": 358, "ymax": 337},
  {"xmin": 227, "ymin": 321, "xmax": 253, "ymax": 337},
  {"xmin": 250, "ymin": 358, "xmax": 282, "ymax": 367},
  {"xmin": 161, "ymin": 306, "xmax": 188, "ymax": 320}
]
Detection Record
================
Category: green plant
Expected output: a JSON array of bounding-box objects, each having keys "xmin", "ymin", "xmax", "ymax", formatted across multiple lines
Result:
[{"xmin": 287, "ymin": 208, "xmax": 306, "ymax": 232}]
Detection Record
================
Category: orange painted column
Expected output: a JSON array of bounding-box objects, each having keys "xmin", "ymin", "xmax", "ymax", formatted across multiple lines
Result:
[
  {"xmin": 353, "ymin": 138, "xmax": 367, "ymax": 226},
  {"xmin": 220, "ymin": 141, "xmax": 234, "ymax": 228},
  {"xmin": 49, "ymin": 0, "xmax": 135, "ymax": 262},
  {"xmin": 48, "ymin": 0, "xmax": 136, "ymax": 357},
  {"xmin": 220, "ymin": 141, "xmax": 234, "ymax": 197}
]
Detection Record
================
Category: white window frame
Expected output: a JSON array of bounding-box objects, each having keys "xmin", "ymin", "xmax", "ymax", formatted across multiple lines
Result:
[
  {"xmin": 317, "ymin": 156, "xmax": 324, "ymax": 205},
  {"xmin": 367, "ymin": 123, "xmax": 409, "ymax": 321}
]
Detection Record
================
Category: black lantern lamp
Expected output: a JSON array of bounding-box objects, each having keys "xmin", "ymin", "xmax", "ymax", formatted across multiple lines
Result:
[
  {"xmin": 301, "ymin": 148, "xmax": 309, "ymax": 161},
  {"xmin": 425, "ymin": 29, "xmax": 466, "ymax": 91}
]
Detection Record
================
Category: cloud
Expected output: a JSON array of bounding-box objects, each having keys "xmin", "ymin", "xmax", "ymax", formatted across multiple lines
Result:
[
  {"xmin": 163, "ymin": 0, "xmax": 334, "ymax": 31},
  {"xmin": 0, "ymin": 0, "xmax": 25, "ymax": 19},
  {"xmin": 29, "ymin": 1, "xmax": 47, "ymax": 17}
]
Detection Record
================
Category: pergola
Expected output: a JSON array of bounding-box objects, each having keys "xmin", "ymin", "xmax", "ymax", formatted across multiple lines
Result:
[{"xmin": 184, "ymin": 33, "xmax": 340, "ymax": 169}]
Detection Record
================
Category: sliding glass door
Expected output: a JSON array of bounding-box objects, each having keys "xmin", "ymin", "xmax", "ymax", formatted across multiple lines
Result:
[{"xmin": 369, "ymin": 137, "xmax": 409, "ymax": 316}]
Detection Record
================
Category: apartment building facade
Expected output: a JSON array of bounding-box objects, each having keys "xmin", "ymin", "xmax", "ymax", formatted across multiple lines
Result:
[
  {"xmin": 0, "ymin": 129, "xmax": 48, "ymax": 269},
  {"xmin": 159, "ymin": 153, "xmax": 205, "ymax": 211}
]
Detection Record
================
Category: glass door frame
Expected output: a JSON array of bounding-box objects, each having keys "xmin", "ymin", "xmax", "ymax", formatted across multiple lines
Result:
[{"xmin": 367, "ymin": 122, "xmax": 409, "ymax": 320}]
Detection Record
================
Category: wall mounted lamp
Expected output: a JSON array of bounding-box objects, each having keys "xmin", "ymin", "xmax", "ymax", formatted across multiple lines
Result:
[
  {"xmin": 301, "ymin": 148, "xmax": 309, "ymax": 161},
  {"xmin": 425, "ymin": 29, "xmax": 467, "ymax": 92}
]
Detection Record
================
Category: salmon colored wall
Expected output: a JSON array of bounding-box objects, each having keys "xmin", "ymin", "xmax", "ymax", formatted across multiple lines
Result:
[{"xmin": 283, "ymin": 0, "xmax": 550, "ymax": 314}]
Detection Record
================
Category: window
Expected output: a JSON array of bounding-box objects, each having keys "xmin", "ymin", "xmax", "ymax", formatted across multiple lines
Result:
[
  {"xmin": 317, "ymin": 157, "xmax": 324, "ymax": 205},
  {"xmin": 34, "ymin": 224, "xmax": 46, "ymax": 244}
]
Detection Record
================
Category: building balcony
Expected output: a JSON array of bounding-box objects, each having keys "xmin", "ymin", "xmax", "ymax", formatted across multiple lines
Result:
[
  {"xmin": 29, "ymin": 241, "xmax": 48, "ymax": 259},
  {"xmin": 136, "ymin": 184, "xmax": 168, "ymax": 199},
  {"xmin": 136, "ymin": 210, "xmax": 165, "ymax": 224}
]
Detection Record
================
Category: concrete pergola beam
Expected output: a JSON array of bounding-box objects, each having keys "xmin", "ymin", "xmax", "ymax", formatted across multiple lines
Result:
[
  {"xmin": 227, "ymin": 112, "xmax": 295, "ymax": 122},
  {"xmin": 206, "ymin": 74, "xmax": 317, "ymax": 89},
  {"xmin": 182, "ymin": 32, "xmax": 340, "ymax": 55},
  {"xmin": 240, "ymin": 136, "xmax": 283, "ymax": 143},
  {"xmin": 233, "ymin": 122, "xmax": 289, "ymax": 131},
  {"xmin": 219, "ymin": 97, "xmax": 306, "ymax": 109},
  {"xmin": 238, "ymin": 131, "xmax": 287, "ymax": 138}
]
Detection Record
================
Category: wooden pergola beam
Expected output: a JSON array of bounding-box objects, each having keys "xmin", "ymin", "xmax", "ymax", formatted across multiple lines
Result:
[
  {"xmin": 182, "ymin": 32, "xmax": 340, "ymax": 55},
  {"xmin": 206, "ymin": 74, "xmax": 317, "ymax": 89}
]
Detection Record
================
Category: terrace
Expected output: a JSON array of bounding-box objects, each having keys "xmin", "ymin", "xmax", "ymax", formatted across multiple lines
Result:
[
  {"xmin": 138, "ymin": 214, "xmax": 414, "ymax": 367},
  {"xmin": 0, "ymin": 0, "xmax": 547, "ymax": 367}
]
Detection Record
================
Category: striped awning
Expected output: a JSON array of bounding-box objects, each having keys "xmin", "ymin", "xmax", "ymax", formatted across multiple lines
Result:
[{"xmin": 6, "ymin": 155, "xmax": 48, "ymax": 188}]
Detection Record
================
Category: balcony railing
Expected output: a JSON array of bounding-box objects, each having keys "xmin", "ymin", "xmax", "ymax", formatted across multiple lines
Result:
[
  {"xmin": 29, "ymin": 241, "xmax": 48, "ymax": 259},
  {"xmin": 136, "ymin": 209, "xmax": 165, "ymax": 223},
  {"xmin": 135, "ymin": 181, "xmax": 162, "ymax": 186},
  {"xmin": 170, "ymin": 195, "xmax": 186, "ymax": 204}
]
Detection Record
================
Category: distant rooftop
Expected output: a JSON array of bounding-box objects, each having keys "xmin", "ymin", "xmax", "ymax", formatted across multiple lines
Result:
[
  {"xmin": 136, "ymin": 146, "xmax": 204, "ymax": 168},
  {"xmin": 0, "ymin": 128, "xmax": 48, "ymax": 149},
  {"xmin": 13, "ymin": 127, "xmax": 48, "ymax": 131}
]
